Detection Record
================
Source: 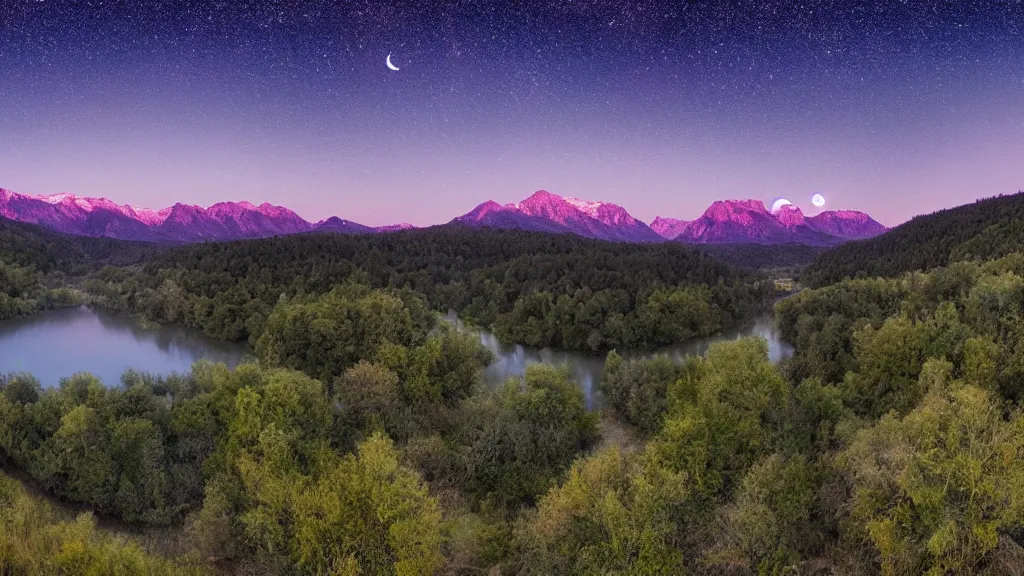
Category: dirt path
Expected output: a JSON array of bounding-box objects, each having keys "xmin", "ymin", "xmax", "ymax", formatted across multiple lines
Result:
[{"xmin": 595, "ymin": 409, "xmax": 642, "ymax": 454}]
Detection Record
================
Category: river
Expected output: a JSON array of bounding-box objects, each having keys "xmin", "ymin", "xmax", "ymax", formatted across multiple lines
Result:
[
  {"xmin": 445, "ymin": 311, "xmax": 792, "ymax": 409},
  {"xmin": 0, "ymin": 307, "xmax": 791, "ymax": 405},
  {"xmin": 0, "ymin": 306, "xmax": 249, "ymax": 387}
]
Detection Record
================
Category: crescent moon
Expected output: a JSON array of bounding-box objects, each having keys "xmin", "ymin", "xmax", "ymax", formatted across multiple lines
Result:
[{"xmin": 386, "ymin": 53, "xmax": 400, "ymax": 71}]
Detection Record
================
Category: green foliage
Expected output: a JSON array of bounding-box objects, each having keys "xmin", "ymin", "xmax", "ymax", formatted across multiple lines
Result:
[
  {"xmin": 653, "ymin": 339, "xmax": 791, "ymax": 496},
  {"xmin": 601, "ymin": 351, "xmax": 688, "ymax": 435},
  {"xmin": 255, "ymin": 284, "xmax": 432, "ymax": 382},
  {"xmin": 843, "ymin": 316, "xmax": 934, "ymax": 418},
  {"xmin": 0, "ymin": 216, "xmax": 160, "ymax": 274},
  {"xmin": 694, "ymin": 242, "xmax": 827, "ymax": 271},
  {"xmin": 0, "ymin": 216, "xmax": 159, "ymax": 320},
  {"xmin": 465, "ymin": 365, "xmax": 600, "ymax": 509},
  {"xmin": 514, "ymin": 447, "xmax": 689, "ymax": 575},
  {"xmin": 15, "ymin": 209, "xmax": 1024, "ymax": 573},
  {"xmin": 0, "ymin": 472, "xmax": 204, "ymax": 575},
  {"xmin": 0, "ymin": 372, "xmax": 195, "ymax": 525},
  {"xmin": 291, "ymin": 434, "xmax": 444, "ymax": 575},
  {"xmin": 709, "ymin": 454, "xmax": 820, "ymax": 573},
  {"xmin": 190, "ymin": 364, "xmax": 444, "ymax": 574},
  {"xmin": 842, "ymin": 382, "xmax": 1024, "ymax": 575},
  {"xmin": 0, "ymin": 261, "xmax": 85, "ymax": 320}
]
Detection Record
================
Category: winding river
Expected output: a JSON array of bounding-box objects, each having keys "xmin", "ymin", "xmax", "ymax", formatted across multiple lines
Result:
[
  {"xmin": 0, "ymin": 306, "xmax": 249, "ymax": 387},
  {"xmin": 446, "ymin": 311, "xmax": 792, "ymax": 408},
  {"xmin": 0, "ymin": 307, "xmax": 791, "ymax": 406}
]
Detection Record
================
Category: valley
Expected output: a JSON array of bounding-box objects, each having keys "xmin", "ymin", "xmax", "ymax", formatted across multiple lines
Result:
[{"xmin": 3, "ymin": 190, "xmax": 1024, "ymax": 574}]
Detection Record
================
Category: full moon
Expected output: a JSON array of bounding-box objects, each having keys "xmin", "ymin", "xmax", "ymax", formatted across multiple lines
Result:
[
  {"xmin": 386, "ymin": 53, "xmax": 400, "ymax": 71},
  {"xmin": 770, "ymin": 198, "xmax": 792, "ymax": 213},
  {"xmin": 812, "ymin": 193, "xmax": 826, "ymax": 207}
]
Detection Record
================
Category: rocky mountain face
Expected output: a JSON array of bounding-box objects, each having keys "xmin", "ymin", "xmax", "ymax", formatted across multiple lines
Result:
[
  {"xmin": 452, "ymin": 190, "xmax": 663, "ymax": 242},
  {"xmin": 803, "ymin": 209, "xmax": 888, "ymax": 240}
]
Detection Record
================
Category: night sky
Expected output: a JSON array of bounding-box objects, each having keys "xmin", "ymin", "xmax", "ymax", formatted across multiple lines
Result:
[{"xmin": 1, "ymin": 1, "xmax": 1021, "ymax": 226}]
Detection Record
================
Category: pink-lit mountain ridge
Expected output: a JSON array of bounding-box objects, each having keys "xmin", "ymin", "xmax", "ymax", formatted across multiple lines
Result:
[
  {"xmin": 456, "ymin": 192, "xmax": 886, "ymax": 245},
  {"xmin": 0, "ymin": 188, "xmax": 381, "ymax": 242},
  {"xmin": 452, "ymin": 190, "xmax": 664, "ymax": 242},
  {"xmin": 0, "ymin": 187, "xmax": 886, "ymax": 245},
  {"xmin": 649, "ymin": 200, "xmax": 886, "ymax": 245}
]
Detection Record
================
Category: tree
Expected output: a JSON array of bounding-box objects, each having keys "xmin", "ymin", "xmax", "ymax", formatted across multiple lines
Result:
[
  {"xmin": 466, "ymin": 365, "xmax": 600, "ymax": 509},
  {"xmin": 515, "ymin": 447, "xmax": 688, "ymax": 575},
  {"xmin": 709, "ymin": 454, "xmax": 819, "ymax": 573},
  {"xmin": 842, "ymin": 379, "xmax": 1024, "ymax": 575},
  {"xmin": 255, "ymin": 285, "xmax": 429, "ymax": 382},
  {"xmin": 600, "ymin": 352, "xmax": 681, "ymax": 435},
  {"xmin": 292, "ymin": 434, "xmax": 443, "ymax": 576}
]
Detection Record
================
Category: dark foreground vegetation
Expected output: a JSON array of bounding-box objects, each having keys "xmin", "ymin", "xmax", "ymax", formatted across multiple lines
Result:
[{"xmin": 6, "ymin": 250, "xmax": 1024, "ymax": 574}]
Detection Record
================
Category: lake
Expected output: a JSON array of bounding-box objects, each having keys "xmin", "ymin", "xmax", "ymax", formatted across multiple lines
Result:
[
  {"xmin": 0, "ymin": 306, "xmax": 249, "ymax": 387},
  {"xmin": 445, "ymin": 311, "xmax": 793, "ymax": 409},
  {"xmin": 0, "ymin": 307, "xmax": 791, "ymax": 406}
]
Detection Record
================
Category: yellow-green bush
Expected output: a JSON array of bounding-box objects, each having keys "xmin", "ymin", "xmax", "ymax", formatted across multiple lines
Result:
[{"xmin": 0, "ymin": 472, "xmax": 206, "ymax": 575}]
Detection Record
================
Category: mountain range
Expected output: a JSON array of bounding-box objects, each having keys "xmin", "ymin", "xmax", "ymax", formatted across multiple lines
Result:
[
  {"xmin": 0, "ymin": 187, "xmax": 886, "ymax": 246},
  {"xmin": 453, "ymin": 191, "xmax": 886, "ymax": 245}
]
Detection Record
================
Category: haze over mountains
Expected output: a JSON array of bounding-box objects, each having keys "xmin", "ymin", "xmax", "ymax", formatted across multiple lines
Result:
[{"xmin": 0, "ymin": 187, "xmax": 886, "ymax": 246}]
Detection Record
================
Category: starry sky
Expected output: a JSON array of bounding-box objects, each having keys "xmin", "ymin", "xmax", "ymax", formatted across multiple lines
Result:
[{"xmin": 0, "ymin": 1, "xmax": 1021, "ymax": 227}]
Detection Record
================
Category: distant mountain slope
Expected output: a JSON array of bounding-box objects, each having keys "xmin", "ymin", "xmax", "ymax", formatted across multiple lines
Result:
[
  {"xmin": 655, "ymin": 200, "xmax": 886, "ymax": 246},
  {"xmin": 650, "ymin": 216, "xmax": 689, "ymax": 239},
  {"xmin": 2, "ymin": 185, "xmax": 885, "ymax": 247},
  {"xmin": 803, "ymin": 191, "xmax": 1024, "ymax": 288},
  {"xmin": 314, "ymin": 217, "xmax": 375, "ymax": 234}
]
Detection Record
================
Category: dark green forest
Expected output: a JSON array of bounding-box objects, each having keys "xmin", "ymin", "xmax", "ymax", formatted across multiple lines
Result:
[
  {"xmin": 82, "ymin": 226, "xmax": 774, "ymax": 351},
  {"xmin": 803, "ymin": 191, "xmax": 1024, "ymax": 287},
  {"xmin": 6, "ymin": 207, "xmax": 1024, "ymax": 574},
  {"xmin": 693, "ymin": 242, "xmax": 825, "ymax": 271}
]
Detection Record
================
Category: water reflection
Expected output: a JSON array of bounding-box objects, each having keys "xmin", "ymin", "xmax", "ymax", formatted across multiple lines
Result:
[
  {"xmin": 445, "ymin": 311, "xmax": 793, "ymax": 409},
  {"xmin": 0, "ymin": 306, "xmax": 249, "ymax": 387}
]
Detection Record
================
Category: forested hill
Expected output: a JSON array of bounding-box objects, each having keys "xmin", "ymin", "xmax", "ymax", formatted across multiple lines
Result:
[
  {"xmin": 87, "ymin": 225, "xmax": 774, "ymax": 351},
  {"xmin": 1, "ymin": 217, "xmax": 164, "ymax": 321},
  {"xmin": 803, "ymin": 191, "xmax": 1024, "ymax": 287},
  {"xmin": 0, "ymin": 216, "xmax": 161, "ymax": 273},
  {"xmin": 692, "ymin": 242, "xmax": 826, "ymax": 270}
]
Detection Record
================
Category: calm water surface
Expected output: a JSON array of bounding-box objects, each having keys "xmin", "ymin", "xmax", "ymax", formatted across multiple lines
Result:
[
  {"xmin": 0, "ymin": 306, "xmax": 249, "ymax": 387},
  {"xmin": 445, "ymin": 311, "xmax": 793, "ymax": 409}
]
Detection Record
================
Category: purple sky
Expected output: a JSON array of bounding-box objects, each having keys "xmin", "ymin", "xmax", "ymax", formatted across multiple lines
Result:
[{"xmin": 1, "ymin": 1, "xmax": 1021, "ymax": 228}]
